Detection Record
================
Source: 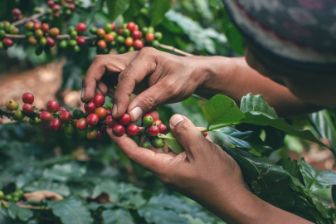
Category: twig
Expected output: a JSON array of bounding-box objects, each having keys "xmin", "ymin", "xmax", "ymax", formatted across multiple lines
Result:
[
  {"xmin": 0, "ymin": 108, "xmax": 13, "ymax": 118},
  {"xmin": 158, "ymin": 43, "xmax": 193, "ymax": 56},
  {"xmin": 13, "ymin": 11, "xmax": 48, "ymax": 26}
]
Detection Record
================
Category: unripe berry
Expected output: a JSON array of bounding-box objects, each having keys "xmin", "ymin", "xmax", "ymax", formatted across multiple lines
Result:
[
  {"xmin": 40, "ymin": 37, "xmax": 47, "ymax": 46},
  {"xmin": 122, "ymin": 29, "xmax": 131, "ymax": 37},
  {"xmin": 0, "ymin": 191, "xmax": 4, "ymax": 199},
  {"xmin": 76, "ymin": 118, "xmax": 87, "ymax": 130},
  {"xmin": 132, "ymin": 30, "xmax": 142, "ymax": 39},
  {"xmin": 96, "ymin": 28, "xmax": 106, "ymax": 37},
  {"xmin": 127, "ymin": 22, "xmax": 137, "ymax": 32},
  {"xmin": 93, "ymin": 93, "xmax": 105, "ymax": 107},
  {"xmin": 155, "ymin": 32, "xmax": 162, "ymax": 40},
  {"xmin": 146, "ymin": 33, "xmax": 155, "ymax": 42},
  {"xmin": 86, "ymin": 129, "xmax": 97, "ymax": 140},
  {"xmin": 148, "ymin": 125, "xmax": 159, "ymax": 136},
  {"xmin": 76, "ymin": 23, "xmax": 87, "ymax": 33},
  {"xmin": 127, "ymin": 124, "xmax": 141, "ymax": 136},
  {"xmin": 76, "ymin": 36, "xmax": 86, "ymax": 45},
  {"xmin": 25, "ymin": 21, "xmax": 35, "ymax": 30},
  {"xmin": 46, "ymin": 37, "xmax": 56, "ymax": 47},
  {"xmin": 22, "ymin": 92, "xmax": 34, "ymax": 104},
  {"xmin": 59, "ymin": 40, "xmax": 67, "ymax": 48},
  {"xmin": 133, "ymin": 39, "xmax": 144, "ymax": 49},
  {"xmin": 22, "ymin": 103, "xmax": 34, "ymax": 114},
  {"xmin": 39, "ymin": 111, "xmax": 53, "ymax": 122},
  {"xmin": 14, "ymin": 110, "xmax": 24, "ymax": 120},
  {"xmin": 59, "ymin": 110, "xmax": 71, "ymax": 122},
  {"xmin": 6, "ymin": 100, "xmax": 19, "ymax": 111},
  {"xmin": 3, "ymin": 38, "xmax": 14, "ymax": 47},
  {"xmin": 95, "ymin": 107, "xmax": 107, "ymax": 119},
  {"xmin": 104, "ymin": 34, "xmax": 114, "ymax": 42},
  {"xmin": 158, "ymin": 123, "xmax": 167, "ymax": 134},
  {"xmin": 35, "ymin": 29, "xmax": 44, "ymax": 38},
  {"xmin": 28, "ymin": 36, "xmax": 37, "ymax": 45},
  {"xmin": 152, "ymin": 138, "xmax": 164, "ymax": 148},
  {"xmin": 86, "ymin": 113, "xmax": 99, "ymax": 126},
  {"xmin": 124, "ymin": 37, "xmax": 133, "ymax": 47},
  {"xmin": 143, "ymin": 115, "xmax": 153, "ymax": 127},
  {"xmin": 142, "ymin": 141, "xmax": 151, "ymax": 149},
  {"xmin": 49, "ymin": 27, "xmax": 60, "ymax": 37},
  {"xmin": 97, "ymin": 40, "xmax": 107, "ymax": 49},
  {"xmin": 152, "ymin": 40, "xmax": 160, "ymax": 48},
  {"xmin": 47, "ymin": 100, "xmax": 60, "ymax": 112},
  {"xmin": 112, "ymin": 124, "xmax": 125, "ymax": 137},
  {"xmin": 49, "ymin": 118, "xmax": 61, "ymax": 131},
  {"xmin": 119, "ymin": 113, "xmax": 131, "ymax": 125},
  {"xmin": 116, "ymin": 35, "xmax": 125, "ymax": 43},
  {"xmin": 105, "ymin": 115, "xmax": 114, "ymax": 127}
]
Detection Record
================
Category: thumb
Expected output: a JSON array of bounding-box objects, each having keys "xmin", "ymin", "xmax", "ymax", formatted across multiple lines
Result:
[{"xmin": 169, "ymin": 114, "xmax": 206, "ymax": 158}]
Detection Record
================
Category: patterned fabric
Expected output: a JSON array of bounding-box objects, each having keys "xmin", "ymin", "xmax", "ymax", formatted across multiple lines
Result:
[{"xmin": 222, "ymin": 0, "xmax": 336, "ymax": 76}]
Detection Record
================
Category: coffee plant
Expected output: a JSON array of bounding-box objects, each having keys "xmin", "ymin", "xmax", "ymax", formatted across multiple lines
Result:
[{"xmin": 0, "ymin": 0, "xmax": 335, "ymax": 224}]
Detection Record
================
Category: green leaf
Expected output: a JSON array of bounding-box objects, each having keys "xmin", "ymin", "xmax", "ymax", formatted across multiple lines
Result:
[
  {"xmin": 149, "ymin": 0, "xmax": 171, "ymax": 26},
  {"xmin": 49, "ymin": 198, "xmax": 93, "ymax": 224},
  {"xmin": 43, "ymin": 163, "xmax": 86, "ymax": 182},
  {"xmin": 159, "ymin": 133, "xmax": 184, "ymax": 154},
  {"xmin": 240, "ymin": 93, "xmax": 278, "ymax": 118},
  {"xmin": 106, "ymin": 0, "xmax": 130, "ymax": 21},
  {"xmin": 92, "ymin": 180, "xmax": 119, "ymax": 201},
  {"xmin": 102, "ymin": 209, "xmax": 134, "ymax": 224},
  {"xmin": 7, "ymin": 203, "xmax": 33, "ymax": 222}
]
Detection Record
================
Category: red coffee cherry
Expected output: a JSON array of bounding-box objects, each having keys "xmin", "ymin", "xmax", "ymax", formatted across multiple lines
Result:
[
  {"xmin": 12, "ymin": 8, "xmax": 22, "ymax": 18},
  {"xmin": 132, "ymin": 30, "xmax": 142, "ymax": 39},
  {"xmin": 127, "ymin": 124, "xmax": 141, "ymax": 136},
  {"xmin": 93, "ymin": 93, "xmax": 105, "ymax": 107},
  {"xmin": 47, "ymin": 100, "xmax": 60, "ymax": 112},
  {"xmin": 105, "ymin": 115, "xmax": 114, "ymax": 127},
  {"xmin": 146, "ymin": 32, "xmax": 155, "ymax": 42},
  {"xmin": 59, "ymin": 110, "xmax": 71, "ymax": 122},
  {"xmin": 104, "ymin": 34, "xmax": 114, "ymax": 42},
  {"xmin": 39, "ymin": 111, "xmax": 53, "ymax": 122},
  {"xmin": 127, "ymin": 22, "xmax": 137, "ymax": 32},
  {"xmin": 41, "ymin": 23, "xmax": 49, "ymax": 33},
  {"xmin": 124, "ymin": 37, "xmax": 133, "ymax": 47},
  {"xmin": 95, "ymin": 107, "xmax": 107, "ymax": 119},
  {"xmin": 119, "ymin": 113, "xmax": 131, "ymax": 125},
  {"xmin": 76, "ymin": 22, "xmax": 87, "ymax": 33},
  {"xmin": 46, "ymin": 37, "xmax": 56, "ymax": 47},
  {"xmin": 76, "ymin": 36, "xmax": 86, "ymax": 45},
  {"xmin": 133, "ymin": 39, "xmax": 144, "ymax": 49},
  {"xmin": 112, "ymin": 124, "xmax": 125, "ymax": 137},
  {"xmin": 154, "ymin": 119, "xmax": 162, "ymax": 125},
  {"xmin": 86, "ymin": 113, "xmax": 99, "ymax": 126},
  {"xmin": 49, "ymin": 118, "xmax": 61, "ymax": 131},
  {"xmin": 84, "ymin": 101, "xmax": 96, "ymax": 113},
  {"xmin": 76, "ymin": 118, "xmax": 87, "ymax": 130},
  {"xmin": 148, "ymin": 125, "xmax": 159, "ymax": 136},
  {"xmin": 149, "ymin": 111, "xmax": 160, "ymax": 120},
  {"xmin": 158, "ymin": 123, "xmax": 167, "ymax": 134},
  {"xmin": 97, "ymin": 40, "xmax": 107, "ymax": 49},
  {"xmin": 22, "ymin": 92, "xmax": 34, "ymax": 104},
  {"xmin": 22, "ymin": 104, "xmax": 34, "ymax": 114}
]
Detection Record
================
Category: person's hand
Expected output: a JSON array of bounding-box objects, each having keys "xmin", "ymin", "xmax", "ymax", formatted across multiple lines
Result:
[{"xmin": 82, "ymin": 47, "xmax": 211, "ymax": 120}]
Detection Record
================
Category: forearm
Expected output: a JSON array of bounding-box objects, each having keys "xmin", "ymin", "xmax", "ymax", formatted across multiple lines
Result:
[{"xmin": 197, "ymin": 57, "xmax": 317, "ymax": 116}]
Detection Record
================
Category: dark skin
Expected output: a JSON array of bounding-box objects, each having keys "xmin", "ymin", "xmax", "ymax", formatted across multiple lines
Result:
[{"xmin": 81, "ymin": 47, "xmax": 333, "ymax": 223}]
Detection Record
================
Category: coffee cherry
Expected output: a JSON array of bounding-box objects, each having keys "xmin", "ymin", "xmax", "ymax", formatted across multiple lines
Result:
[
  {"xmin": 105, "ymin": 115, "xmax": 114, "ymax": 127},
  {"xmin": 86, "ymin": 129, "xmax": 97, "ymax": 140},
  {"xmin": 116, "ymin": 36, "xmax": 125, "ymax": 43},
  {"xmin": 6, "ymin": 100, "xmax": 19, "ymax": 111},
  {"xmin": 25, "ymin": 21, "xmax": 35, "ymax": 30},
  {"xmin": 152, "ymin": 138, "xmax": 164, "ymax": 148},
  {"xmin": 142, "ymin": 141, "xmax": 151, "ymax": 149},
  {"xmin": 76, "ymin": 118, "xmax": 87, "ymax": 130},
  {"xmin": 155, "ymin": 32, "xmax": 162, "ymax": 40},
  {"xmin": 59, "ymin": 110, "xmax": 71, "ymax": 122},
  {"xmin": 3, "ymin": 38, "xmax": 14, "ymax": 47},
  {"xmin": 93, "ymin": 93, "xmax": 105, "ymax": 107},
  {"xmin": 47, "ymin": 100, "xmax": 60, "ymax": 112},
  {"xmin": 143, "ymin": 115, "xmax": 153, "ymax": 127},
  {"xmin": 148, "ymin": 125, "xmax": 159, "ymax": 136},
  {"xmin": 49, "ymin": 27, "xmax": 60, "ymax": 37},
  {"xmin": 133, "ymin": 39, "xmax": 144, "ymax": 49},
  {"xmin": 76, "ymin": 36, "xmax": 86, "ymax": 45},
  {"xmin": 41, "ymin": 23, "xmax": 49, "ymax": 33},
  {"xmin": 22, "ymin": 104, "xmax": 34, "ymax": 114},
  {"xmin": 46, "ymin": 37, "xmax": 56, "ymax": 47},
  {"xmin": 0, "ymin": 190, "xmax": 4, "ymax": 199},
  {"xmin": 146, "ymin": 32, "xmax": 155, "ymax": 42},
  {"xmin": 35, "ymin": 29, "xmax": 44, "ymax": 38},
  {"xmin": 122, "ymin": 29, "xmax": 131, "ymax": 37},
  {"xmin": 86, "ymin": 113, "xmax": 99, "ymax": 126},
  {"xmin": 127, "ymin": 124, "xmax": 141, "ymax": 136},
  {"xmin": 152, "ymin": 40, "xmax": 160, "ymax": 48},
  {"xmin": 104, "ymin": 34, "xmax": 114, "ymax": 42},
  {"xmin": 112, "ymin": 124, "xmax": 125, "ymax": 137},
  {"xmin": 40, "ymin": 37, "xmax": 47, "ymax": 46},
  {"xmin": 127, "ymin": 22, "xmax": 137, "ymax": 32},
  {"xmin": 84, "ymin": 102, "xmax": 95, "ymax": 114},
  {"xmin": 22, "ymin": 92, "xmax": 34, "ymax": 104},
  {"xmin": 12, "ymin": 8, "xmax": 22, "ymax": 18},
  {"xmin": 76, "ymin": 23, "xmax": 87, "ymax": 33},
  {"xmin": 158, "ymin": 123, "xmax": 167, "ymax": 134},
  {"xmin": 97, "ymin": 40, "xmax": 107, "ymax": 49},
  {"xmin": 39, "ymin": 111, "xmax": 53, "ymax": 122},
  {"xmin": 59, "ymin": 40, "xmax": 67, "ymax": 48},
  {"xmin": 95, "ymin": 107, "xmax": 107, "ymax": 119},
  {"xmin": 154, "ymin": 119, "xmax": 162, "ymax": 125},
  {"xmin": 68, "ymin": 39, "xmax": 77, "ymax": 47},
  {"xmin": 14, "ymin": 110, "xmax": 24, "ymax": 120},
  {"xmin": 49, "ymin": 118, "xmax": 61, "ymax": 131},
  {"xmin": 28, "ymin": 36, "xmax": 37, "ymax": 45},
  {"xmin": 119, "ymin": 113, "xmax": 131, "ymax": 125},
  {"xmin": 96, "ymin": 28, "xmax": 106, "ymax": 37}
]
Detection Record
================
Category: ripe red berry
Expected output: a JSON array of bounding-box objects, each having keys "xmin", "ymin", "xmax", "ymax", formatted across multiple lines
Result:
[
  {"xmin": 119, "ymin": 113, "xmax": 131, "ymax": 125},
  {"xmin": 12, "ymin": 8, "xmax": 22, "ymax": 18},
  {"xmin": 143, "ymin": 115, "xmax": 153, "ymax": 127},
  {"xmin": 84, "ymin": 101, "xmax": 96, "ymax": 113},
  {"xmin": 95, "ymin": 107, "xmax": 107, "ymax": 119},
  {"xmin": 3, "ymin": 38, "xmax": 14, "ymax": 47},
  {"xmin": 105, "ymin": 115, "xmax": 114, "ymax": 127},
  {"xmin": 76, "ymin": 23, "xmax": 87, "ymax": 33},
  {"xmin": 124, "ymin": 37, "xmax": 133, "ymax": 47},
  {"xmin": 41, "ymin": 23, "xmax": 49, "ymax": 33},
  {"xmin": 132, "ymin": 30, "xmax": 142, "ymax": 39},
  {"xmin": 46, "ymin": 37, "xmax": 56, "ymax": 47},
  {"xmin": 133, "ymin": 39, "xmax": 144, "ymax": 49},
  {"xmin": 86, "ymin": 113, "xmax": 99, "ymax": 126},
  {"xmin": 97, "ymin": 40, "xmax": 107, "ymax": 49},
  {"xmin": 127, "ymin": 22, "xmax": 137, "ymax": 32},
  {"xmin": 76, "ymin": 118, "xmax": 87, "ymax": 130},
  {"xmin": 48, "ymin": 0, "xmax": 55, "ymax": 7},
  {"xmin": 146, "ymin": 32, "xmax": 155, "ymax": 42},
  {"xmin": 127, "ymin": 124, "xmax": 141, "ymax": 136},
  {"xmin": 39, "ymin": 111, "xmax": 53, "ymax": 122},
  {"xmin": 47, "ymin": 100, "xmax": 60, "ymax": 112},
  {"xmin": 158, "ymin": 123, "xmax": 167, "ymax": 134},
  {"xmin": 76, "ymin": 36, "xmax": 86, "ymax": 45},
  {"xmin": 149, "ymin": 111, "xmax": 160, "ymax": 120},
  {"xmin": 49, "ymin": 118, "xmax": 61, "ymax": 131},
  {"xmin": 148, "ymin": 125, "xmax": 159, "ymax": 136},
  {"xmin": 59, "ymin": 110, "xmax": 71, "ymax": 122},
  {"xmin": 93, "ymin": 93, "xmax": 105, "ymax": 107},
  {"xmin": 52, "ymin": 4, "xmax": 61, "ymax": 11},
  {"xmin": 22, "ymin": 92, "xmax": 34, "ymax": 104},
  {"xmin": 22, "ymin": 103, "xmax": 33, "ymax": 114},
  {"xmin": 112, "ymin": 124, "xmax": 125, "ymax": 137}
]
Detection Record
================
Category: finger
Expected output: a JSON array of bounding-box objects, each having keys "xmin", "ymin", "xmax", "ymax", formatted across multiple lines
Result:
[
  {"xmin": 107, "ymin": 129, "xmax": 173, "ymax": 173},
  {"xmin": 169, "ymin": 114, "xmax": 207, "ymax": 158},
  {"xmin": 97, "ymin": 82, "xmax": 108, "ymax": 95},
  {"xmin": 113, "ymin": 49, "xmax": 157, "ymax": 118}
]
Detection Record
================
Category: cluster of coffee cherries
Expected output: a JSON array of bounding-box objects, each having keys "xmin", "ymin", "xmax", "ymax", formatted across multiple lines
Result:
[
  {"xmin": 0, "ymin": 189, "xmax": 23, "ymax": 202},
  {"xmin": 0, "ymin": 21, "xmax": 19, "ymax": 49},
  {"xmin": 3, "ymin": 92, "xmax": 167, "ymax": 148},
  {"xmin": 47, "ymin": 0, "xmax": 78, "ymax": 18}
]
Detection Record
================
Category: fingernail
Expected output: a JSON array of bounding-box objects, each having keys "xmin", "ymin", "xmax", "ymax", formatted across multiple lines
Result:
[
  {"xmin": 112, "ymin": 104, "xmax": 118, "ymax": 117},
  {"xmin": 130, "ymin": 107, "xmax": 142, "ymax": 121},
  {"xmin": 170, "ymin": 114, "xmax": 184, "ymax": 128}
]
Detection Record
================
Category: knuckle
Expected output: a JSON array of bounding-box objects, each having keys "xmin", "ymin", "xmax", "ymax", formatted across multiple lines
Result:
[
  {"xmin": 141, "ymin": 95, "xmax": 158, "ymax": 108},
  {"xmin": 140, "ymin": 47, "xmax": 155, "ymax": 56}
]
